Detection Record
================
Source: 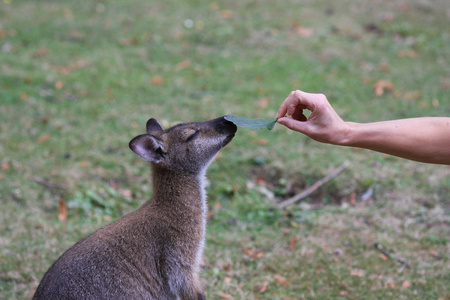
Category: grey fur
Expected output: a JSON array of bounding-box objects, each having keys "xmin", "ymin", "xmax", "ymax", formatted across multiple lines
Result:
[{"xmin": 33, "ymin": 116, "xmax": 237, "ymax": 300}]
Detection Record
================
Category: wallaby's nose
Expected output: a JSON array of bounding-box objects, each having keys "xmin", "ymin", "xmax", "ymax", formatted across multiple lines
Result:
[{"xmin": 216, "ymin": 116, "xmax": 237, "ymax": 134}]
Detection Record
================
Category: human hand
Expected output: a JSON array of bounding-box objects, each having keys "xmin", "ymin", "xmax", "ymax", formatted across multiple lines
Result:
[{"xmin": 276, "ymin": 90, "xmax": 348, "ymax": 144}]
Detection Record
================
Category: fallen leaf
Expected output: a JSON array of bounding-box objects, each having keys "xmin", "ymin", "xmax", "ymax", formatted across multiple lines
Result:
[
  {"xmin": 210, "ymin": 2, "xmax": 219, "ymax": 11},
  {"xmin": 256, "ymin": 97, "xmax": 270, "ymax": 108},
  {"xmin": 339, "ymin": 291, "xmax": 348, "ymax": 296},
  {"xmin": 242, "ymin": 248, "xmax": 265, "ymax": 259},
  {"xmin": 55, "ymin": 80, "xmax": 64, "ymax": 90},
  {"xmin": 289, "ymin": 236, "xmax": 298, "ymax": 250},
  {"xmin": 429, "ymin": 250, "xmax": 441, "ymax": 259},
  {"xmin": 379, "ymin": 253, "xmax": 388, "ymax": 260},
  {"xmin": 432, "ymin": 99, "xmax": 439, "ymax": 108},
  {"xmin": 274, "ymin": 275, "xmax": 290, "ymax": 286},
  {"xmin": 350, "ymin": 269, "xmax": 365, "ymax": 277},
  {"xmin": 252, "ymin": 138, "xmax": 268, "ymax": 145},
  {"xmin": 403, "ymin": 91, "xmax": 422, "ymax": 101},
  {"xmin": 293, "ymin": 26, "xmax": 315, "ymax": 37},
  {"xmin": 175, "ymin": 60, "xmax": 191, "ymax": 71},
  {"xmin": 222, "ymin": 264, "xmax": 231, "ymax": 272},
  {"xmin": 2, "ymin": 163, "xmax": 10, "ymax": 171},
  {"xmin": 224, "ymin": 277, "xmax": 232, "ymax": 284},
  {"xmin": 253, "ymin": 281, "xmax": 269, "ymax": 293},
  {"xmin": 58, "ymin": 200, "xmax": 67, "ymax": 221},
  {"xmin": 373, "ymin": 80, "xmax": 395, "ymax": 96},
  {"xmin": 220, "ymin": 9, "xmax": 233, "ymax": 19},
  {"xmin": 401, "ymin": 280, "xmax": 411, "ymax": 289},
  {"xmin": 349, "ymin": 192, "xmax": 356, "ymax": 205},
  {"xmin": 38, "ymin": 134, "xmax": 51, "ymax": 143},
  {"xmin": 32, "ymin": 47, "xmax": 50, "ymax": 58},
  {"xmin": 120, "ymin": 189, "xmax": 133, "ymax": 198},
  {"xmin": 398, "ymin": 49, "xmax": 419, "ymax": 58},
  {"xmin": 218, "ymin": 292, "xmax": 232, "ymax": 299},
  {"xmin": 207, "ymin": 211, "xmax": 215, "ymax": 219},
  {"xmin": 150, "ymin": 75, "xmax": 164, "ymax": 85}
]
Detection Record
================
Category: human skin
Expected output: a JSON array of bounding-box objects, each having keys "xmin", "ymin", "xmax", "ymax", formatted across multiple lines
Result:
[{"xmin": 276, "ymin": 90, "xmax": 450, "ymax": 165}]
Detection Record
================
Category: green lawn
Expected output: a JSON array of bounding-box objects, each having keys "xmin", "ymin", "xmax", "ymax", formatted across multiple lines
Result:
[{"xmin": 1, "ymin": 0, "xmax": 449, "ymax": 299}]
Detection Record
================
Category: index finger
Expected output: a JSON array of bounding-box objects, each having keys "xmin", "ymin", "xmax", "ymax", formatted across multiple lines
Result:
[{"xmin": 276, "ymin": 90, "xmax": 311, "ymax": 118}]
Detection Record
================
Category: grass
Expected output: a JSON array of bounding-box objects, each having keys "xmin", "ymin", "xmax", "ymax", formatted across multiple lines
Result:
[{"xmin": 1, "ymin": 0, "xmax": 449, "ymax": 298}]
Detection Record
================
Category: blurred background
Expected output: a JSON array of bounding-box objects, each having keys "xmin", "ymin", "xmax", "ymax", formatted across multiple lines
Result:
[{"xmin": 1, "ymin": 0, "xmax": 449, "ymax": 298}]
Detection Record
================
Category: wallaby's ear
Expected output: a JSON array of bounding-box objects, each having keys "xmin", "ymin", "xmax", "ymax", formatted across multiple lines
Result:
[
  {"xmin": 146, "ymin": 118, "xmax": 164, "ymax": 134},
  {"xmin": 129, "ymin": 134, "xmax": 167, "ymax": 162}
]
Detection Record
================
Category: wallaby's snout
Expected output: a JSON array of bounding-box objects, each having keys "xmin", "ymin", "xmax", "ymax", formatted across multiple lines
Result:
[
  {"xmin": 209, "ymin": 116, "xmax": 238, "ymax": 145},
  {"xmin": 34, "ymin": 116, "xmax": 236, "ymax": 300}
]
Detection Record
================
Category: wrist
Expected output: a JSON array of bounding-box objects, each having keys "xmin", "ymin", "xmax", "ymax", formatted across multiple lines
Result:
[{"xmin": 332, "ymin": 122, "xmax": 357, "ymax": 146}]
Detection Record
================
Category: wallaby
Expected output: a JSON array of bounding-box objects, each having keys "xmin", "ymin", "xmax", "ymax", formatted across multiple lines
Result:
[{"xmin": 33, "ymin": 116, "xmax": 237, "ymax": 300}]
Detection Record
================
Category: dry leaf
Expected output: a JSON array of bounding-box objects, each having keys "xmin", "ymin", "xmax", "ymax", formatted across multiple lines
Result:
[
  {"xmin": 242, "ymin": 248, "xmax": 265, "ymax": 259},
  {"xmin": 55, "ymin": 81, "xmax": 64, "ymax": 90},
  {"xmin": 222, "ymin": 264, "xmax": 231, "ymax": 272},
  {"xmin": 349, "ymin": 192, "xmax": 356, "ymax": 205},
  {"xmin": 2, "ymin": 162, "xmax": 10, "ymax": 170},
  {"xmin": 256, "ymin": 97, "xmax": 270, "ymax": 108},
  {"xmin": 223, "ymin": 277, "xmax": 232, "ymax": 284},
  {"xmin": 379, "ymin": 253, "xmax": 388, "ymax": 260},
  {"xmin": 289, "ymin": 236, "xmax": 298, "ymax": 250},
  {"xmin": 218, "ymin": 292, "xmax": 232, "ymax": 299},
  {"xmin": 350, "ymin": 269, "xmax": 365, "ymax": 277},
  {"xmin": 210, "ymin": 2, "xmax": 219, "ymax": 11},
  {"xmin": 274, "ymin": 275, "xmax": 290, "ymax": 286},
  {"xmin": 220, "ymin": 10, "xmax": 233, "ymax": 19},
  {"xmin": 150, "ymin": 75, "xmax": 164, "ymax": 85},
  {"xmin": 339, "ymin": 291, "xmax": 348, "ymax": 296},
  {"xmin": 120, "ymin": 189, "xmax": 133, "ymax": 198},
  {"xmin": 429, "ymin": 250, "xmax": 441, "ymax": 259},
  {"xmin": 398, "ymin": 49, "xmax": 419, "ymax": 58},
  {"xmin": 207, "ymin": 211, "xmax": 215, "ymax": 219},
  {"xmin": 253, "ymin": 281, "xmax": 269, "ymax": 293},
  {"xmin": 58, "ymin": 200, "xmax": 67, "ymax": 221},
  {"xmin": 252, "ymin": 138, "xmax": 268, "ymax": 145},
  {"xmin": 32, "ymin": 47, "xmax": 50, "ymax": 58},
  {"xmin": 373, "ymin": 80, "xmax": 395, "ymax": 96},
  {"xmin": 175, "ymin": 60, "xmax": 191, "ymax": 71},
  {"xmin": 38, "ymin": 134, "xmax": 51, "ymax": 143},
  {"xmin": 401, "ymin": 280, "xmax": 411, "ymax": 289},
  {"xmin": 293, "ymin": 26, "xmax": 315, "ymax": 37}
]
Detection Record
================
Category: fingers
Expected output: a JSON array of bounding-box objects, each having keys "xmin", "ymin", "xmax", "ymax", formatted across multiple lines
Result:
[{"xmin": 276, "ymin": 90, "xmax": 315, "ymax": 119}]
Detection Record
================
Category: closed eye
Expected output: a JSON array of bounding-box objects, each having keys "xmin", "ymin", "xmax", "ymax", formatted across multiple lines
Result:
[{"xmin": 186, "ymin": 130, "xmax": 200, "ymax": 142}]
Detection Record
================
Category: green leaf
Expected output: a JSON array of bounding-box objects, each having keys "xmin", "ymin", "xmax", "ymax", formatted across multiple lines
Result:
[{"xmin": 224, "ymin": 115, "xmax": 277, "ymax": 130}]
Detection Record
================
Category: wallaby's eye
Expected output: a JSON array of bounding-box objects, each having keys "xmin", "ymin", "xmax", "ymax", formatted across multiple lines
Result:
[{"xmin": 186, "ymin": 130, "xmax": 200, "ymax": 142}]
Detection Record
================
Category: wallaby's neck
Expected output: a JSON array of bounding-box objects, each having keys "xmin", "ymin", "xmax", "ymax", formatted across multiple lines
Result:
[{"xmin": 150, "ymin": 164, "xmax": 206, "ymax": 207}]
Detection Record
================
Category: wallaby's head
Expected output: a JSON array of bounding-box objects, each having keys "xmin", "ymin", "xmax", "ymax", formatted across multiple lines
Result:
[{"xmin": 129, "ymin": 116, "xmax": 237, "ymax": 174}]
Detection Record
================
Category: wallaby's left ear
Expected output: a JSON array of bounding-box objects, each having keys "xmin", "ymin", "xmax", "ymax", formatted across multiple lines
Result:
[
  {"xmin": 129, "ymin": 134, "xmax": 167, "ymax": 163},
  {"xmin": 146, "ymin": 118, "xmax": 164, "ymax": 134}
]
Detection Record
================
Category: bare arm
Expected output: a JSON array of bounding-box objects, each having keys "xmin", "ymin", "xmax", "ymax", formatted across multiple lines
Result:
[{"xmin": 276, "ymin": 90, "xmax": 450, "ymax": 165}]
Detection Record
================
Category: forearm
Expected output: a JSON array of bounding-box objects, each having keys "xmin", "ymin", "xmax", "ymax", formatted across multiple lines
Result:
[{"xmin": 340, "ymin": 118, "xmax": 450, "ymax": 165}]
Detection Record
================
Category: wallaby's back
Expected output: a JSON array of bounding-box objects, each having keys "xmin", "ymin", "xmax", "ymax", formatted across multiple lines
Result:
[{"xmin": 33, "ymin": 116, "xmax": 237, "ymax": 300}]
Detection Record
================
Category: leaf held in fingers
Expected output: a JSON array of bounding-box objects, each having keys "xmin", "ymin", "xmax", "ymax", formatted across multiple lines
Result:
[{"xmin": 224, "ymin": 115, "xmax": 277, "ymax": 130}]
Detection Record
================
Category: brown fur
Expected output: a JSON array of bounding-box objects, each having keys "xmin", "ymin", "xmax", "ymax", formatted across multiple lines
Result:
[{"xmin": 33, "ymin": 116, "xmax": 237, "ymax": 300}]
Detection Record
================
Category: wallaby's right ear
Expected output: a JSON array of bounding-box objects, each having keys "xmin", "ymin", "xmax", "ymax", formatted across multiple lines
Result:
[
  {"xmin": 146, "ymin": 118, "xmax": 164, "ymax": 134},
  {"xmin": 129, "ymin": 134, "xmax": 167, "ymax": 163}
]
